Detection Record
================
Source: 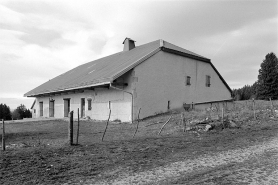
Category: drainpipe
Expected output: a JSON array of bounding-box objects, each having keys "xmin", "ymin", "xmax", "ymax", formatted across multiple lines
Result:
[{"xmin": 109, "ymin": 83, "xmax": 134, "ymax": 123}]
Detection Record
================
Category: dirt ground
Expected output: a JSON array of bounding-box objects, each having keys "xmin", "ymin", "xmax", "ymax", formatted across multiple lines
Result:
[{"xmin": 1, "ymin": 102, "xmax": 278, "ymax": 184}]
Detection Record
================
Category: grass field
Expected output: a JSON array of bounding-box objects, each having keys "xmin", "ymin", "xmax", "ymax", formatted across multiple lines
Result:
[{"xmin": 0, "ymin": 100, "xmax": 278, "ymax": 184}]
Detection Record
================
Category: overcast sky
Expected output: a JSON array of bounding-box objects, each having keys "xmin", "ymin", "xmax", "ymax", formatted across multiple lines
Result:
[{"xmin": 0, "ymin": 0, "xmax": 277, "ymax": 109}]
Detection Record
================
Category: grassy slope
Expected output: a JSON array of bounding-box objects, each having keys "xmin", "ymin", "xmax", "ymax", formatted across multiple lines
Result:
[{"xmin": 0, "ymin": 100, "xmax": 278, "ymax": 184}]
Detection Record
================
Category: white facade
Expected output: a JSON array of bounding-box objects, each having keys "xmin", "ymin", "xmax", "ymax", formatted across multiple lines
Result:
[{"xmin": 33, "ymin": 87, "xmax": 132, "ymax": 122}]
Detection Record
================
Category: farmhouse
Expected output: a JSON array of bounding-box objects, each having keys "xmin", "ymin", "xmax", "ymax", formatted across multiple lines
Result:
[{"xmin": 24, "ymin": 38, "xmax": 232, "ymax": 122}]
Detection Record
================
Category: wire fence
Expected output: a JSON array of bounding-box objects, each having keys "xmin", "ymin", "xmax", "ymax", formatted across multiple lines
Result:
[{"xmin": 1, "ymin": 100, "xmax": 277, "ymax": 151}]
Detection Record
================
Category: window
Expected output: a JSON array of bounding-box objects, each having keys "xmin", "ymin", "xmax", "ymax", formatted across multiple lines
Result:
[
  {"xmin": 88, "ymin": 99, "xmax": 92, "ymax": 110},
  {"xmin": 206, "ymin": 75, "xmax": 211, "ymax": 87},
  {"xmin": 186, "ymin": 76, "xmax": 191, "ymax": 86}
]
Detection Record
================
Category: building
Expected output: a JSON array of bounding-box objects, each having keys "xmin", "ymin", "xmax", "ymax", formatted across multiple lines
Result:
[{"xmin": 24, "ymin": 38, "xmax": 232, "ymax": 122}]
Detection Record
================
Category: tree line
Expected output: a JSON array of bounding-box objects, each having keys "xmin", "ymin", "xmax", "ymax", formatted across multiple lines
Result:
[
  {"xmin": 232, "ymin": 52, "xmax": 278, "ymax": 100},
  {"xmin": 0, "ymin": 104, "xmax": 32, "ymax": 121}
]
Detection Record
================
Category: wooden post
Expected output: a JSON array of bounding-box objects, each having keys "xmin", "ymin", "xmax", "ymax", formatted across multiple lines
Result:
[
  {"xmin": 221, "ymin": 107, "xmax": 224, "ymax": 128},
  {"xmin": 181, "ymin": 112, "xmax": 185, "ymax": 132},
  {"xmin": 269, "ymin": 98, "xmax": 274, "ymax": 116},
  {"xmin": 132, "ymin": 108, "xmax": 141, "ymax": 138},
  {"xmin": 158, "ymin": 116, "xmax": 172, "ymax": 135},
  {"xmin": 76, "ymin": 108, "xmax": 80, "ymax": 145},
  {"xmin": 68, "ymin": 111, "xmax": 73, "ymax": 145},
  {"xmin": 252, "ymin": 98, "xmax": 256, "ymax": 120},
  {"xmin": 101, "ymin": 109, "xmax": 111, "ymax": 141},
  {"xmin": 233, "ymin": 101, "xmax": 235, "ymax": 111},
  {"xmin": 2, "ymin": 119, "xmax": 5, "ymax": 151},
  {"xmin": 215, "ymin": 104, "xmax": 218, "ymax": 112}
]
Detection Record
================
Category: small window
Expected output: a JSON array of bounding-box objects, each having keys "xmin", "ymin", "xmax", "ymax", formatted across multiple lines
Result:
[
  {"xmin": 88, "ymin": 99, "xmax": 92, "ymax": 110},
  {"xmin": 186, "ymin": 76, "xmax": 191, "ymax": 86},
  {"xmin": 206, "ymin": 75, "xmax": 211, "ymax": 87}
]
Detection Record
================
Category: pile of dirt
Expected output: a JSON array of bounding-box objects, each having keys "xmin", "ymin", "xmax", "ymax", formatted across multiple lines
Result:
[{"xmin": 184, "ymin": 116, "xmax": 239, "ymax": 132}]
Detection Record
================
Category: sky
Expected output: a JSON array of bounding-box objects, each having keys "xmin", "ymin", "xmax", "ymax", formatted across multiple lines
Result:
[{"xmin": 0, "ymin": 0, "xmax": 277, "ymax": 109}]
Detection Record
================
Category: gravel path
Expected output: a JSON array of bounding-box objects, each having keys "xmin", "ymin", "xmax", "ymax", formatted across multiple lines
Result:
[{"xmin": 93, "ymin": 137, "xmax": 278, "ymax": 185}]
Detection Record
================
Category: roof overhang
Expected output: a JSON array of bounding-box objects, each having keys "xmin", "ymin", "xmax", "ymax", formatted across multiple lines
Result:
[
  {"xmin": 161, "ymin": 47, "xmax": 211, "ymax": 63},
  {"xmin": 24, "ymin": 81, "xmax": 111, "ymax": 97}
]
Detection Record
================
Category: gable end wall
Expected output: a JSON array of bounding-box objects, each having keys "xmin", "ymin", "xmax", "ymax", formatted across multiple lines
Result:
[{"xmin": 133, "ymin": 50, "xmax": 231, "ymax": 119}]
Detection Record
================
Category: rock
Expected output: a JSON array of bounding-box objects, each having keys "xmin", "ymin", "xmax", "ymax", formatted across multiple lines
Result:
[
  {"xmin": 190, "ymin": 118, "xmax": 207, "ymax": 125},
  {"xmin": 229, "ymin": 120, "xmax": 239, "ymax": 128},
  {"xmin": 85, "ymin": 116, "xmax": 91, "ymax": 120},
  {"xmin": 204, "ymin": 124, "xmax": 212, "ymax": 131},
  {"xmin": 210, "ymin": 115, "xmax": 220, "ymax": 121},
  {"xmin": 185, "ymin": 127, "xmax": 192, "ymax": 131},
  {"xmin": 210, "ymin": 121, "xmax": 222, "ymax": 127}
]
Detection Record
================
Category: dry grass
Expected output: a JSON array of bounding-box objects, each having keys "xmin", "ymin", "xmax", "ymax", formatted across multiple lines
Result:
[{"xmin": 0, "ymin": 100, "xmax": 278, "ymax": 184}]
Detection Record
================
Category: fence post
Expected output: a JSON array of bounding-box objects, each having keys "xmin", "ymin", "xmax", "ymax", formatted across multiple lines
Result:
[
  {"xmin": 101, "ymin": 109, "xmax": 111, "ymax": 141},
  {"xmin": 269, "ymin": 98, "xmax": 274, "ymax": 116},
  {"xmin": 158, "ymin": 116, "xmax": 172, "ymax": 135},
  {"xmin": 76, "ymin": 108, "xmax": 80, "ymax": 145},
  {"xmin": 132, "ymin": 108, "xmax": 141, "ymax": 138},
  {"xmin": 2, "ymin": 119, "xmax": 5, "ymax": 151},
  {"xmin": 181, "ymin": 112, "xmax": 185, "ymax": 132},
  {"xmin": 233, "ymin": 101, "xmax": 235, "ymax": 111},
  {"xmin": 252, "ymin": 98, "xmax": 256, "ymax": 120},
  {"xmin": 68, "ymin": 111, "xmax": 73, "ymax": 145},
  {"xmin": 221, "ymin": 107, "xmax": 224, "ymax": 128}
]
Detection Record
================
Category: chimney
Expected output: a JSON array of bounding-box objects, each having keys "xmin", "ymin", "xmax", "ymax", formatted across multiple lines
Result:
[{"xmin": 123, "ymin": 37, "xmax": 135, "ymax": 51}]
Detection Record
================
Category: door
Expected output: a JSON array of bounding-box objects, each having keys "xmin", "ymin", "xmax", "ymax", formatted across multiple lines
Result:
[
  {"xmin": 64, "ymin": 99, "xmax": 70, "ymax": 117},
  {"xmin": 49, "ymin": 100, "xmax": 54, "ymax": 117},
  {"xmin": 81, "ymin": 98, "xmax": 85, "ymax": 118},
  {"xmin": 39, "ymin": 102, "xmax": 43, "ymax": 117}
]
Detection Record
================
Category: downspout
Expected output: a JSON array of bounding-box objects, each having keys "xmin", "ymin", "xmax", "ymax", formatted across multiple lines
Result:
[{"xmin": 109, "ymin": 83, "xmax": 134, "ymax": 123}]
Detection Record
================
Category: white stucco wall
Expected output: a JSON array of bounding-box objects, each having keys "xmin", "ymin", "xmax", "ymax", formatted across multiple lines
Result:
[
  {"xmin": 132, "ymin": 51, "xmax": 232, "ymax": 119},
  {"xmin": 33, "ymin": 86, "xmax": 132, "ymax": 122}
]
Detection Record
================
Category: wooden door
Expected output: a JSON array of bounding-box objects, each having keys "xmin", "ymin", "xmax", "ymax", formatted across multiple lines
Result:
[
  {"xmin": 64, "ymin": 99, "xmax": 70, "ymax": 117},
  {"xmin": 81, "ymin": 98, "xmax": 85, "ymax": 118},
  {"xmin": 39, "ymin": 102, "xmax": 43, "ymax": 117},
  {"xmin": 49, "ymin": 101, "xmax": 54, "ymax": 117}
]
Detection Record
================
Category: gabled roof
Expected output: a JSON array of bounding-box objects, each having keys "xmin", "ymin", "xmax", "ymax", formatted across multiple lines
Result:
[{"xmin": 24, "ymin": 39, "xmax": 231, "ymax": 97}]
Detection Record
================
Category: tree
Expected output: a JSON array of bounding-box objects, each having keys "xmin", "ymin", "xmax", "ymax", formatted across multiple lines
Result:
[
  {"xmin": 12, "ymin": 109, "xmax": 20, "ymax": 120},
  {"xmin": 257, "ymin": 52, "xmax": 278, "ymax": 100},
  {"xmin": 232, "ymin": 82, "xmax": 258, "ymax": 100},
  {"xmin": 0, "ymin": 103, "xmax": 12, "ymax": 120},
  {"xmin": 14, "ymin": 104, "xmax": 32, "ymax": 119}
]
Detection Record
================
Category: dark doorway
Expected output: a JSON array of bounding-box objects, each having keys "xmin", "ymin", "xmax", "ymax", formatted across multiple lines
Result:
[
  {"xmin": 81, "ymin": 98, "xmax": 85, "ymax": 118},
  {"xmin": 49, "ymin": 100, "xmax": 55, "ymax": 117},
  {"xmin": 64, "ymin": 99, "xmax": 70, "ymax": 117},
  {"xmin": 39, "ymin": 102, "xmax": 43, "ymax": 117}
]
